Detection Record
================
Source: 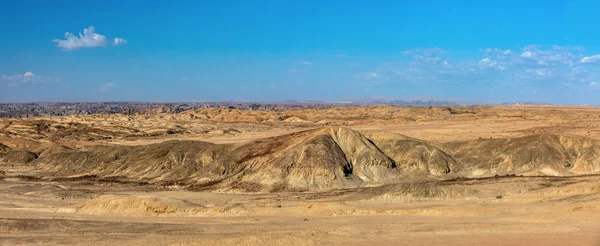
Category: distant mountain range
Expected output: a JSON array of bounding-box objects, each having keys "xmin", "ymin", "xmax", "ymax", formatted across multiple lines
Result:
[
  {"xmin": 0, "ymin": 100, "xmax": 594, "ymax": 118},
  {"xmin": 339, "ymin": 99, "xmax": 461, "ymax": 106},
  {"xmin": 498, "ymin": 101, "xmax": 554, "ymax": 106}
]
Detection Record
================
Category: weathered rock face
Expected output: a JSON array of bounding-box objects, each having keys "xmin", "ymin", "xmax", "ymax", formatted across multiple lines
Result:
[
  {"xmin": 328, "ymin": 127, "xmax": 398, "ymax": 182},
  {"xmin": 233, "ymin": 130, "xmax": 361, "ymax": 190},
  {"xmin": 226, "ymin": 127, "xmax": 455, "ymax": 190},
  {"xmin": 0, "ymin": 149, "xmax": 38, "ymax": 164},
  {"xmin": 0, "ymin": 143, "xmax": 9, "ymax": 152},
  {"xmin": 32, "ymin": 141, "xmax": 230, "ymax": 182},
  {"xmin": 2, "ymin": 127, "xmax": 600, "ymax": 192},
  {"xmin": 447, "ymin": 134, "xmax": 600, "ymax": 177},
  {"xmin": 360, "ymin": 131, "xmax": 456, "ymax": 177}
]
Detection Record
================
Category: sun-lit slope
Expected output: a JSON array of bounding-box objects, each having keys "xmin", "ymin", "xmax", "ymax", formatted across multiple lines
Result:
[
  {"xmin": 226, "ymin": 127, "xmax": 433, "ymax": 190},
  {"xmin": 360, "ymin": 130, "xmax": 456, "ymax": 177},
  {"xmin": 225, "ymin": 128, "xmax": 363, "ymax": 190},
  {"xmin": 447, "ymin": 134, "xmax": 600, "ymax": 176},
  {"xmin": 3, "ymin": 127, "xmax": 451, "ymax": 190},
  {"xmin": 2, "ymin": 127, "xmax": 600, "ymax": 192},
  {"xmin": 31, "ymin": 141, "xmax": 230, "ymax": 182}
]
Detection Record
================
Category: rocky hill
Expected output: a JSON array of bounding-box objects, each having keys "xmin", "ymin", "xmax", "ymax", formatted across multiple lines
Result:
[{"xmin": 2, "ymin": 127, "xmax": 599, "ymax": 192}]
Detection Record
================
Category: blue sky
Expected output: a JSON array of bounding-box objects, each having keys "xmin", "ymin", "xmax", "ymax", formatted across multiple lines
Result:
[{"xmin": 1, "ymin": 0, "xmax": 600, "ymax": 104}]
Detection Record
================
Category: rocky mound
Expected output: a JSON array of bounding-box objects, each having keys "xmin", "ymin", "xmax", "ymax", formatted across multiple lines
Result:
[
  {"xmin": 447, "ymin": 134, "xmax": 600, "ymax": 176},
  {"xmin": 34, "ymin": 141, "xmax": 230, "ymax": 183},
  {"xmin": 361, "ymin": 131, "xmax": 456, "ymax": 177}
]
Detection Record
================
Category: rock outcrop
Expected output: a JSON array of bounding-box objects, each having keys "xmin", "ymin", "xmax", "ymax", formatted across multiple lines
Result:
[{"xmin": 2, "ymin": 127, "xmax": 600, "ymax": 192}]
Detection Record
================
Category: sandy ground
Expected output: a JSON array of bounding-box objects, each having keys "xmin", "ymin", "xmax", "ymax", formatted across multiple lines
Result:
[
  {"xmin": 1, "ymin": 105, "xmax": 600, "ymax": 245},
  {"xmin": 1, "ymin": 168, "xmax": 598, "ymax": 245}
]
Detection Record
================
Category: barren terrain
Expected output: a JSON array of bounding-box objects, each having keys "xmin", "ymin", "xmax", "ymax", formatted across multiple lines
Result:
[{"xmin": 1, "ymin": 105, "xmax": 599, "ymax": 245}]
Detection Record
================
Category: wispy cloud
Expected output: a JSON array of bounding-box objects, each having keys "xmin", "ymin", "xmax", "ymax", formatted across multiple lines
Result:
[
  {"xmin": 519, "ymin": 45, "xmax": 579, "ymax": 66},
  {"xmin": 520, "ymin": 51, "xmax": 533, "ymax": 58},
  {"xmin": 300, "ymin": 61, "xmax": 313, "ymax": 65},
  {"xmin": 358, "ymin": 45, "xmax": 598, "ymax": 91},
  {"xmin": 402, "ymin": 47, "xmax": 446, "ymax": 56},
  {"xmin": 99, "ymin": 82, "xmax": 116, "ymax": 92},
  {"xmin": 357, "ymin": 72, "xmax": 387, "ymax": 84},
  {"xmin": 364, "ymin": 72, "xmax": 380, "ymax": 80},
  {"xmin": 524, "ymin": 68, "xmax": 553, "ymax": 78},
  {"xmin": 478, "ymin": 58, "xmax": 508, "ymax": 70},
  {"xmin": 562, "ymin": 82, "xmax": 574, "ymax": 87},
  {"xmin": 53, "ymin": 26, "xmax": 126, "ymax": 50},
  {"xmin": 336, "ymin": 54, "xmax": 347, "ymax": 58},
  {"xmin": 1, "ymin": 71, "xmax": 58, "ymax": 87},
  {"xmin": 113, "ymin": 37, "xmax": 127, "ymax": 45},
  {"xmin": 581, "ymin": 55, "xmax": 600, "ymax": 63}
]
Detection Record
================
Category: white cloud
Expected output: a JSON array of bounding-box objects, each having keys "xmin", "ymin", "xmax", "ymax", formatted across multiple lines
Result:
[
  {"xmin": 1, "ymin": 71, "xmax": 58, "ymax": 86},
  {"xmin": 581, "ymin": 55, "xmax": 600, "ymax": 63},
  {"xmin": 181, "ymin": 77, "xmax": 188, "ymax": 81},
  {"xmin": 100, "ymin": 82, "xmax": 116, "ymax": 92},
  {"xmin": 478, "ymin": 58, "xmax": 493, "ymax": 66},
  {"xmin": 518, "ymin": 45, "xmax": 580, "ymax": 66},
  {"xmin": 526, "ymin": 68, "xmax": 553, "ymax": 77},
  {"xmin": 484, "ymin": 48, "xmax": 512, "ymax": 60},
  {"xmin": 53, "ymin": 26, "xmax": 126, "ymax": 50},
  {"xmin": 356, "ymin": 45, "xmax": 600, "ymax": 91},
  {"xmin": 478, "ymin": 58, "xmax": 508, "ymax": 70},
  {"xmin": 300, "ymin": 61, "xmax": 313, "ymax": 65},
  {"xmin": 521, "ymin": 51, "xmax": 533, "ymax": 58},
  {"xmin": 113, "ymin": 37, "xmax": 127, "ymax": 45},
  {"xmin": 591, "ymin": 81, "xmax": 599, "ymax": 88}
]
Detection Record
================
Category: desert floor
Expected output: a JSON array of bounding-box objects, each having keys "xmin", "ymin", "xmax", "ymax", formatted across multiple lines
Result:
[{"xmin": 1, "ymin": 105, "xmax": 599, "ymax": 245}]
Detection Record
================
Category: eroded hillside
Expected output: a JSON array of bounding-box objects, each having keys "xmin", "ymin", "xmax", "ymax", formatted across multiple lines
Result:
[{"xmin": 2, "ymin": 126, "xmax": 600, "ymax": 192}]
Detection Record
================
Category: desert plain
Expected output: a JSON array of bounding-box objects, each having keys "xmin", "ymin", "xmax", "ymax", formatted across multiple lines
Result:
[{"xmin": 0, "ymin": 105, "xmax": 599, "ymax": 245}]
